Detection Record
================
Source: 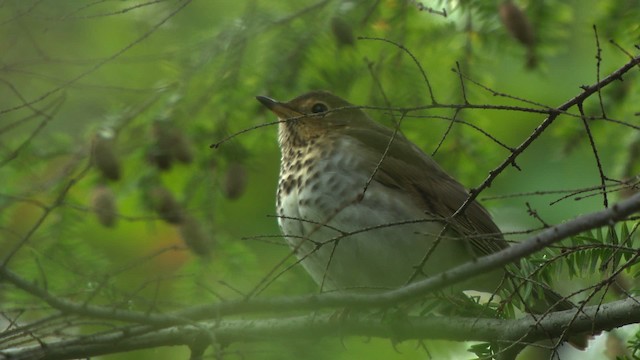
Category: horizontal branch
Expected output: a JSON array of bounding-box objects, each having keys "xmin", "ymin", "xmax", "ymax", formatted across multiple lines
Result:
[
  {"xmin": 5, "ymin": 296, "xmax": 640, "ymax": 360},
  {"xmin": 177, "ymin": 192, "xmax": 640, "ymax": 320},
  {"xmin": 2, "ymin": 193, "xmax": 639, "ymax": 330}
]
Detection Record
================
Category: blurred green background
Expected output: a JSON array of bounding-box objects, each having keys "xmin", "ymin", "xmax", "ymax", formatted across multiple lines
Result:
[{"xmin": 1, "ymin": 0, "xmax": 639, "ymax": 359}]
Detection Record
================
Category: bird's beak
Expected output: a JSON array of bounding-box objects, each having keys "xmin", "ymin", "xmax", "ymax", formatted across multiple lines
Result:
[{"xmin": 256, "ymin": 96, "xmax": 302, "ymax": 119}]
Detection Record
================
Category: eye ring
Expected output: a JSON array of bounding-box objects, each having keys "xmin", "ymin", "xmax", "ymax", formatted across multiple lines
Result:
[{"xmin": 310, "ymin": 103, "xmax": 328, "ymax": 114}]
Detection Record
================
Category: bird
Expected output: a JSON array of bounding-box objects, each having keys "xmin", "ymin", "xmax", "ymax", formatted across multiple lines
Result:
[{"xmin": 256, "ymin": 91, "xmax": 588, "ymax": 348}]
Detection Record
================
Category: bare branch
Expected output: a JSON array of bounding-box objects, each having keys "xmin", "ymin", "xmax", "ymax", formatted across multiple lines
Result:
[{"xmin": 5, "ymin": 297, "xmax": 640, "ymax": 360}]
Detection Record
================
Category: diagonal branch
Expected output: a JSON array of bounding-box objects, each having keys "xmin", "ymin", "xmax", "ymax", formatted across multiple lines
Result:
[{"xmin": 453, "ymin": 54, "xmax": 640, "ymax": 218}]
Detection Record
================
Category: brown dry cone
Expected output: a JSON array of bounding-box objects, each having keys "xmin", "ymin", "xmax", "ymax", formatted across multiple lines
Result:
[
  {"xmin": 148, "ymin": 186, "xmax": 184, "ymax": 224},
  {"xmin": 147, "ymin": 143, "xmax": 173, "ymax": 170},
  {"xmin": 498, "ymin": 0, "xmax": 537, "ymax": 68},
  {"xmin": 150, "ymin": 121, "xmax": 193, "ymax": 168},
  {"xmin": 151, "ymin": 121, "xmax": 175, "ymax": 171},
  {"xmin": 179, "ymin": 215, "xmax": 212, "ymax": 257},
  {"xmin": 331, "ymin": 17, "xmax": 355, "ymax": 47},
  {"xmin": 92, "ymin": 185, "xmax": 117, "ymax": 227},
  {"xmin": 92, "ymin": 129, "xmax": 121, "ymax": 181},
  {"xmin": 171, "ymin": 132, "xmax": 194, "ymax": 164},
  {"xmin": 222, "ymin": 163, "xmax": 247, "ymax": 200}
]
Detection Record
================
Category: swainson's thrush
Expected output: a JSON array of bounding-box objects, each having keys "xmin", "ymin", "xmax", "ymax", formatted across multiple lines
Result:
[{"xmin": 257, "ymin": 91, "xmax": 587, "ymax": 348}]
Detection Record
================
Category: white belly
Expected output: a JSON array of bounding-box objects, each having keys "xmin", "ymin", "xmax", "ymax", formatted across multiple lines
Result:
[{"xmin": 277, "ymin": 140, "xmax": 478, "ymax": 292}]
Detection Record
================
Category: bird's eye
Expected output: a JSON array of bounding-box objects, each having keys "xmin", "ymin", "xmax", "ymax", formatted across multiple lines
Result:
[{"xmin": 310, "ymin": 103, "xmax": 328, "ymax": 114}]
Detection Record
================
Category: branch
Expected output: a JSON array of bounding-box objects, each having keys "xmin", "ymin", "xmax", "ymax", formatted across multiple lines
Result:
[
  {"xmin": 454, "ymin": 53, "xmax": 640, "ymax": 217},
  {"xmin": 173, "ymin": 192, "xmax": 640, "ymax": 320},
  {"xmin": 5, "ymin": 297, "xmax": 640, "ymax": 360},
  {"xmin": 3, "ymin": 193, "xmax": 639, "ymax": 327}
]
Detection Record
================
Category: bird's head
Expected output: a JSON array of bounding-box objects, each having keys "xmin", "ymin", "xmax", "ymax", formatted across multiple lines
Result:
[{"xmin": 257, "ymin": 91, "xmax": 372, "ymax": 148}]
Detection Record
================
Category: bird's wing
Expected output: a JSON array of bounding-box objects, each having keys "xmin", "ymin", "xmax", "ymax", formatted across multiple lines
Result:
[{"xmin": 344, "ymin": 125, "xmax": 508, "ymax": 256}]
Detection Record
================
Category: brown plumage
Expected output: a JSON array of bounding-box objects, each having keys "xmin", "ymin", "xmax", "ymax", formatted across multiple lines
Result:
[
  {"xmin": 258, "ymin": 91, "xmax": 589, "ymax": 349},
  {"xmin": 259, "ymin": 91, "xmax": 505, "ymax": 256}
]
